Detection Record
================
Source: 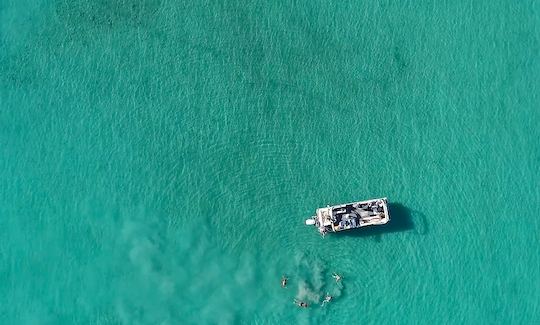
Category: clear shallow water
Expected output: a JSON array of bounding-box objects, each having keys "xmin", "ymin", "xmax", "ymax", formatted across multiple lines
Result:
[{"xmin": 1, "ymin": 0, "xmax": 539, "ymax": 324}]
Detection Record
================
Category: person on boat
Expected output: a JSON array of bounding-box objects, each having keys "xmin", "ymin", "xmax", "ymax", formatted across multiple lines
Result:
[
  {"xmin": 332, "ymin": 273, "xmax": 342, "ymax": 283},
  {"xmin": 281, "ymin": 275, "xmax": 288, "ymax": 288},
  {"xmin": 294, "ymin": 299, "xmax": 308, "ymax": 308},
  {"xmin": 321, "ymin": 293, "xmax": 333, "ymax": 306}
]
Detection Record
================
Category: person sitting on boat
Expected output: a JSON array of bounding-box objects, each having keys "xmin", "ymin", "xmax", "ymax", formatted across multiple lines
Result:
[
  {"xmin": 281, "ymin": 275, "xmax": 288, "ymax": 288},
  {"xmin": 294, "ymin": 299, "xmax": 309, "ymax": 308},
  {"xmin": 321, "ymin": 293, "xmax": 332, "ymax": 306},
  {"xmin": 332, "ymin": 273, "xmax": 342, "ymax": 283}
]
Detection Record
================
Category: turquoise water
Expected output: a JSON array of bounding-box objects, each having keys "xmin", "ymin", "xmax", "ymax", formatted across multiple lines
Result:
[{"xmin": 1, "ymin": 0, "xmax": 539, "ymax": 323}]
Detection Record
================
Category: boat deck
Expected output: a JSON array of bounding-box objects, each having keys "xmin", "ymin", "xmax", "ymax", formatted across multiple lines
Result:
[{"xmin": 313, "ymin": 198, "xmax": 390, "ymax": 233}]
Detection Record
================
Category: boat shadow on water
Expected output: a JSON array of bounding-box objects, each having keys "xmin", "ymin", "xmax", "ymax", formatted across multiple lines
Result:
[{"xmin": 339, "ymin": 203, "xmax": 428, "ymax": 239}]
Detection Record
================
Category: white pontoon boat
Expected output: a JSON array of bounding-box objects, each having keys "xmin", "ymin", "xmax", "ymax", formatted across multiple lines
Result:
[{"xmin": 305, "ymin": 197, "xmax": 390, "ymax": 235}]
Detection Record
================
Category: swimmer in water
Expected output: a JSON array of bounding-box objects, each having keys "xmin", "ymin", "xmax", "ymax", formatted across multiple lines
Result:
[
  {"xmin": 332, "ymin": 272, "xmax": 342, "ymax": 283},
  {"xmin": 294, "ymin": 299, "xmax": 309, "ymax": 308},
  {"xmin": 281, "ymin": 275, "xmax": 288, "ymax": 288},
  {"xmin": 321, "ymin": 293, "xmax": 333, "ymax": 306}
]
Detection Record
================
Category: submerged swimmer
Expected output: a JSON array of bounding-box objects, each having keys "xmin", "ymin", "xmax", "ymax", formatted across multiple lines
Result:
[
  {"xmin": 332, "ymin": 273, "xmax": 342, "ymax": 283},
  {"xmin": 321, "ymin": 293, "xmax": 333, "ymax": 306},
  {"xmin": 281, "ymin": 276, "xmax": 288, "ymax": 288},
  {"xmin": 294, "ymin": 299, "xmax": 309, "ymax": 308}
]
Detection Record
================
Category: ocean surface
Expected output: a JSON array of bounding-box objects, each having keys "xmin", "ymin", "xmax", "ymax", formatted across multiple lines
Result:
[{"xmin": 1, "ymin": 0, "xmax": 539, "ymax": 324}]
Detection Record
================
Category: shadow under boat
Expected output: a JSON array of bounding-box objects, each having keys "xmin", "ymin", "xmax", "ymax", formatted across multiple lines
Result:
[{"xmin": 339, "ymin": 203, "xmax": 425, "ymax": 238}]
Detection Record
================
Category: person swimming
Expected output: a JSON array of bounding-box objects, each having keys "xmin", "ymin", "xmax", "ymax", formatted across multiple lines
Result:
[
  {"xmin": 332, "ymin": 273, "xmax": 342, "ymax": 283},
  {"xmin": 281, "ymin": 276, "xmax": 288, "ymax": 288},
  {"xmin": 321, "ymin": 293, "xmax": 333, "ymax": 306},
  {"xmin": 294, "ymin": 299, "xmax": 308, "ymax": 308}
]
